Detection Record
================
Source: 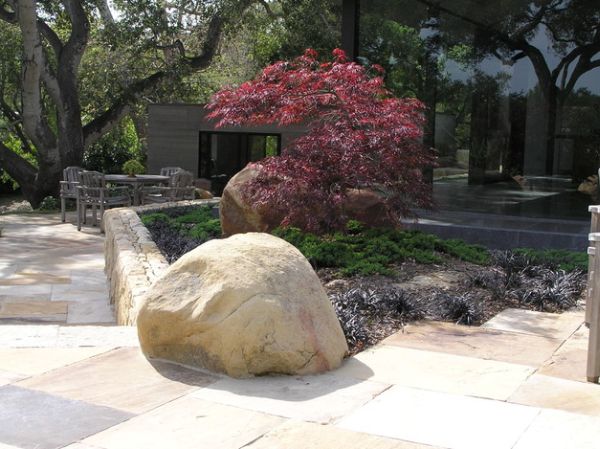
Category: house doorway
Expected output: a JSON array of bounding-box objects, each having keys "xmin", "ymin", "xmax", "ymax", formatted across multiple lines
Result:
[{"xmin": 198, "ymin": 132, "xmax": 281, "ymax": 195}]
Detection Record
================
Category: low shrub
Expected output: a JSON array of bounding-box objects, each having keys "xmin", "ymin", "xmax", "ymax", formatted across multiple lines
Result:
[
  {"xmin": 437, "ymin": 239, "xmax": 490, "ymax": 265},
  {"xmin": 37, "ymin": 196, "xmax": 60, "ymax": 212},
  {"xmin": 122, "ymin": 159, "xmax": 145, "ymax": 176},
  {"xmin": 273, "ymin": 226, "xmax": 487, "ymax": 276},
  {"xmin": 140, "ymin": 212, "xmax": 170, "ymax": 226},
  {"xmin": 139, "ymin": 205, "xmax": 220, "ymax": 262},
  {"xmin": 514, "ymin": 248, "xmax": 588, "ymax": 272}
]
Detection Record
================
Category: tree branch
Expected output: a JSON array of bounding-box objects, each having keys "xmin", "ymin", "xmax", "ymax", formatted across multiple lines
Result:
[
  {"xmin": 83, "ymin": 6, "xmax": 238, "ymax": 147},
  {"xmin": 511, "ymin": 4, "xmax": 548, "ymax": 41},
  {"xmin": 551, "ymin": 41, "xmax": 600, "ymax": 82},
  {"xmin": 16, "ymin": 0, "xmax": 57, "ymax": 151},
  {"xmin": 258, "ymin": 0, "xmax": 279, "ymax": 19},
  {"xmin": 564, "ymin": 55, "xmax": 600, "ymax": 99},
  {"xmin": 414, "ymin": 0, "xmax": 553, "ymax": 96},
  {"xmin": 0, "ymin": 98, "xmax": 34, "ymax": 154},
  {"xmin": 96, "ymin": 0, "xmax": 114, "ymax": 25},
  {"xmin": 0, "ymin": 140, "xmax": 37, "ymax": 187},
  {"xmin": 0, "ymin": 1, "xmax": 15, "ymax": 23},
  {"xmin": 37, "ymin": 19, "xmax": 63, "ymax": 55},
  {"xmin": 62, "ymin": 0, "xmax": 90, "ymax": 71}
]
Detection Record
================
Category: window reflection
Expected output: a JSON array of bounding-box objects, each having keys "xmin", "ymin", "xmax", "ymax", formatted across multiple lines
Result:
[{"xmin": 359, "ymin": 0, "xmax": 600, "ymax": 218}]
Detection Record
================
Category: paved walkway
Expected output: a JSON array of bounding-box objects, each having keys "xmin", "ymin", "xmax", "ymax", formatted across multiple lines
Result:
[{"xmin": 1, "ymin": 213, "xmax": 600, "ymax": 449}]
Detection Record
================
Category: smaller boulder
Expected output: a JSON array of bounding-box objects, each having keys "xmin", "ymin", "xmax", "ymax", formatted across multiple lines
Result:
[
  {"xmin": 195, "ymin": 188, "xmax": 214, "ymax": 199},
  {"xmin": 343, "ymin": 188, "xmax": 398, "ymax": 229},
  {"xmin": 219, "ymin": 165, "xmax": 283, "ymax": 236},
  {"xmin": 219, "ymin": 166, "xmax": 399, "ymax": 235},
  {"xmin": 578, "ymin": 175, "xmax": 598, "ymax": 199}
]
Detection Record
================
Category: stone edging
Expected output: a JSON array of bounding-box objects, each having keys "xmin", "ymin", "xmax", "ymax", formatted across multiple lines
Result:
[{"xmin": 103, "ymin": 199, "xmax": 220, "ymax": 325}]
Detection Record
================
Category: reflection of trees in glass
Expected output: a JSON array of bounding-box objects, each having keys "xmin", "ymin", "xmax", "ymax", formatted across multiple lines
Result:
[
  {"xmin": 359, "ymin": 16, "xmax": 425, "ymax": 98},
  {"xmin": 415, "ymin": 0, "xmax": 600, "ymax": 174}
]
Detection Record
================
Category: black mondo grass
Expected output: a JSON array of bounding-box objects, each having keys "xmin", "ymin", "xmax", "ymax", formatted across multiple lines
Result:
[
  {"xmin": 510, "ymin": 268, "xmax": 586, "ymax": 311},
  {"xmin": 433, "ymin": 292, "xmax": 483, "ymax": 325},
  {"xmin": 329, "ymin": 285, "xmax": 424, "ymax": 352}
]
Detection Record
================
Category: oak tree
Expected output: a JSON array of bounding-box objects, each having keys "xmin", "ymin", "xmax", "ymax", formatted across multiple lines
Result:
[{"xmin": 0, "ymin": 0, "xmax": 257, "ymax": 206}]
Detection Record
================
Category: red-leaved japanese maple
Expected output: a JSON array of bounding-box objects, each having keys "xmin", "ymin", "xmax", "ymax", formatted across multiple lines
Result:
[{"xmin": 207, "ymin": 48, "xmax": 435, "ymax": 233}]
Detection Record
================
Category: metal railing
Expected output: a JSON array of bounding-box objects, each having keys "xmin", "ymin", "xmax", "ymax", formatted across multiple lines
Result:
[{"xmin": 587, "ymin": 205, "xmax": 600, "ymax": 382}]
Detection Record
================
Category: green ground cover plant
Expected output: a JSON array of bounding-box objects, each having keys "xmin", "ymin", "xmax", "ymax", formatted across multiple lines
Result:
[
  {"xmin": 513, "ymin": 248, "xmax": 588, "ymax": 272},
  {"xmin": 141, "ymin": 206, "xmax": 587, "ymax": 276},
  {"xmin": 273, "ymin": 224, "xmax": 490, "ymax": 276}
]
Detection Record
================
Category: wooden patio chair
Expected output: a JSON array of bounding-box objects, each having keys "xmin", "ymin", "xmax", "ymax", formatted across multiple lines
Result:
[
  {"xmin": 77, "ymin": 171, "xmax": 131, "ymax": 231},
  {"xmin": 141, "ymin": 170, "xmax": 195, "ymax": 204},
  {"xmin": 160, "ymin": 166, "xmax": 183, "ymax": 177},
  {"xmin": 59, "ymin": 166, "xmax": 83, "ymax": 222}
]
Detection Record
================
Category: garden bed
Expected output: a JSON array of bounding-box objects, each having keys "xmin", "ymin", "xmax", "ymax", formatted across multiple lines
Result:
[{"xmin": 140, "ymin": 204, "xmax": 588, "ymax": 355}]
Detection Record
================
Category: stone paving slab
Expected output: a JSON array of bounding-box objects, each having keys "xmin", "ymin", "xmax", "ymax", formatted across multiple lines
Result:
[
  {"xmin": 0, "ymin": 301, "xmax": 69, "ymax": 323},
  {"xmin": 0, "ymin": 370, "xmax": 25, "ymax": 387},
  {"xmin": 0, "ymin": 443, "xmax": 24, "ymax": 449},
  {"xmin": 192, "ymin": 372, "xmax": 390, "ymax": 424},
  {"xmin": 18, "ymin": 347, "xmax": 217, "ymax": 413},
  {"xmin": 0, "ymin": 272, "xmax": 70, "ymax": 285},
  {"xmin": 0, "ymin": 284, "xmax": 53, "ymax": 297},
  {"xmin": 56, "ymin": 325, "xmax": 139, "ymax": 348},
  {"xmin": 0, "ymin": 294, "xmax": 52, "ymax": 303},
  {"xmin": 384, "ymin": 321, "xmax": 563, "ymax": 367},
  {"xmin": 513, "ymin": 409, "xmax": 600, "ymax": 449},
  {"xmin": 336, "ymin": 385, "xmax": 541, "ymax": 449},
  {"xmin": 538, "ymin": 324, "xmax": 588, "ymax": 382},
  {"xmin": 0, "ymin": 325, "xmax": 59, "ymax": 348},
  {"xmin": 0, "ymin": 324, "xmax": 138, "ymax": 348},
  {"xmin": 334, "ymin": 344, "xmax": 533, "ymax": 400},
  {"xmin": 482, "ymin": 308, "xmax": 584, "ymax": 340},
  {"xmin": 67, "ymin": 300, "xmax": 115, "ymax": 324},
  {"xmin": 509, "ymin": 374, "xmax": 600, "ymax": 417},
  {"xmin": 0, "ymin": 347, "xmax": 112, "ymax": 376},
  {"xmin": 82, "ymin": 396, "xmax": 284, "ymax": 449},
  {"xmin": 0, "ymin": 214, "xmax": 112, "ymax": 324},
  {"xmin": 51, "ymin": 287, "xmax": 109, "ymax": 302},
  {"xmin": 0, "ymin": 385, "xmax": 133, "ymax": 449},
  {"xmin": 245, "ymin": 420, "xmax": 441, "ymax": 449},
  {"xmin": 61, "ymin": 444, "xmax": 101, "ymax": 449}
]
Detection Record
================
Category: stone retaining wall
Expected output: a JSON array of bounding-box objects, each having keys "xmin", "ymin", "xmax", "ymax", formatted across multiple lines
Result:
[{"xmin": 103, "ymin": 199, "xmax": 219, "ymax": 325}]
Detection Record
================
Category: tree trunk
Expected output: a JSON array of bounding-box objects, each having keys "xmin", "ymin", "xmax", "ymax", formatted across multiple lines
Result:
[{"xmin": 544, "ymin": 85, "xmax": 558, "ymax": 175}]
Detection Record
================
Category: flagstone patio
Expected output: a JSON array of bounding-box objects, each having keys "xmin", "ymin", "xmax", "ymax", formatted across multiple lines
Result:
[{"xmin": 1, "ymin": 213, "xmax": 600, "ymax": 449}]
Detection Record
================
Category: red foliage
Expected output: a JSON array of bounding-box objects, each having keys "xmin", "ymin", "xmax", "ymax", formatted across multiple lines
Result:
[{"xmin": 207, "ymin": 49, "xmax": 435, "ymax": 233}]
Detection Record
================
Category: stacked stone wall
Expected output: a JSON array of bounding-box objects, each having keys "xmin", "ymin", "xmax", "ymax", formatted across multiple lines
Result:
[{"xmin": 103, "ymin": 199, "xmax": 219, "ymax": 325}]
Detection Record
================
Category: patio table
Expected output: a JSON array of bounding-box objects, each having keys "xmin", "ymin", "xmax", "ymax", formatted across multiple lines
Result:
[{"xmin": 104, "ymin": 174, "xmax": 170, "ymax": 206}]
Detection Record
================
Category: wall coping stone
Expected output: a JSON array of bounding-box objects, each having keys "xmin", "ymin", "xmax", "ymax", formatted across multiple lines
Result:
[{"xmin": 104, "ymin": 199, "xmax": 220, "ymax": 325}]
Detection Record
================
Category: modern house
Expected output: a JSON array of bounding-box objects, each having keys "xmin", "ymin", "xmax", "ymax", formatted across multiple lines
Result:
[
  {"xmin": 147, "ymin": 0, "xmax": 599, "ymax": 249},
  {"xmin": 147, "ymin": 104, "xmax": 305, "ymax": 195}
]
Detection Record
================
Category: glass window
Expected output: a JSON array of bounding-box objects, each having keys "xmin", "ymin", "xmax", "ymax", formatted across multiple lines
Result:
[{"xmin": 359, "ymin": 0, "xmax": 600, "ymax": 219}]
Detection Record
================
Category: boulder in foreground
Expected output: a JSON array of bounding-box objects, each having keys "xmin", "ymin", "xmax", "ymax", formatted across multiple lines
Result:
[{"xmin": 137, "ymin": 232, "xmax": 348, "ymax": 377}]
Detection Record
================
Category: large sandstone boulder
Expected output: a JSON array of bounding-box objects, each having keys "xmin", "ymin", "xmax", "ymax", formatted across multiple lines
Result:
[
  {"xmin": 137, "ymin": 232, "xmax": 348, "ymax": 377},
  {"xmin": 220, "ymin": 165, "xmax": 398, "ymax": 235}
]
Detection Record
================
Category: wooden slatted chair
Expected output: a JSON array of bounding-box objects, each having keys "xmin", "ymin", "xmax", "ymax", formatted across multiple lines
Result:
[
  {"xmin": 59, "ymin": 166, "xmax": 83, "ymax": 222},
  {"xmin": 77, "ymin": 171, "xmax": 131, "ymax": 231},
  {"xmin": 141, "ymin": 170, "xmax": 195, "ymax": 204},
  {"xmin": 160, "ymin": 167, "xmax": 183, "ymax": 177}
]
